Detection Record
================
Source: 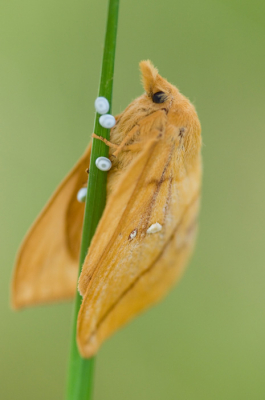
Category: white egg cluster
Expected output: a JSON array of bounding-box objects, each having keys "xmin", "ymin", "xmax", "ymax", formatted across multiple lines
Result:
[
  {"xmin": 94, "ymin": 96, "xmax": 114, "ymax": 171},
  {"xmin": 94, "ymin": 96, "xmax": 116, "ymax": 129}
]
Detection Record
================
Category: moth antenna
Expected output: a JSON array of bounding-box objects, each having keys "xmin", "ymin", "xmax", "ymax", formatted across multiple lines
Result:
[
  {"xmin": 139, "ymin": 60, "xmax": 158, "ymax": 94},
  {"xmin": 139, "ymin": 60, "xmax": 173, "ymax": 96}
]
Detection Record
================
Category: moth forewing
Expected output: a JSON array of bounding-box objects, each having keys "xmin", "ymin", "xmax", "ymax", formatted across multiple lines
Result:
[
  {"xmin": 78, "ymin": 110, "xmax": 168, "ymax": 295},
  {"xmin": 77, "ymin": 117, "xmax": 201, "ymax": 357},
  {"xmin": 80, "ymin": 193, "xmax": 200, "ymax": 357},
  {"xmin": 12, "ymin": 144, "xmax": 92, "ymax": 309},
  {"xmin": 77, "ymin": 137, "xmax": 161, "ymax": 296}
]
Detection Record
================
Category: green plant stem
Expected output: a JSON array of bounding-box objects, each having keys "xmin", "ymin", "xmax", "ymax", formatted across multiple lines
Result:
[{"xmin": 66, "ymin": 0, "xmax": 119, "ymax": 399}]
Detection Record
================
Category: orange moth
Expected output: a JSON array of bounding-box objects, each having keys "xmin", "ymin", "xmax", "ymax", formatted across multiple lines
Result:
[{"xmin": 12, "ymin": 60, "xmax": 202, "ymax": 357}]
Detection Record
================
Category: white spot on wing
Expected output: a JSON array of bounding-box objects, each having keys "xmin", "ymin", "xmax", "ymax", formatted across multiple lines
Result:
[
  {"xmin": 147, "ymin": 222, "xmax": 162, "ymax": 234},
  {"xmin": 128, "ymin": 228, "xmax": 138, "ymax": 240}
]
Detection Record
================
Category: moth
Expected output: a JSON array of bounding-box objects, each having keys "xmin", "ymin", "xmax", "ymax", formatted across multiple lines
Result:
[{"xmin": 12, "ymin": 60, "xmax": 202, "ymax": 357}]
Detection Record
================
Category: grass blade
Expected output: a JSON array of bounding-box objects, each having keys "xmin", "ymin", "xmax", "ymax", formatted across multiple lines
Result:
[{"xmin": 66, "ymin": 0, "xmax": 119, "ymax": 398}]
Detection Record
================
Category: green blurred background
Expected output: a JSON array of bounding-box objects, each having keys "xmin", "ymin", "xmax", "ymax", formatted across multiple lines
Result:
[{"xmin": 1, "ymin": 0, "xmax": 265, "ymax": 399}]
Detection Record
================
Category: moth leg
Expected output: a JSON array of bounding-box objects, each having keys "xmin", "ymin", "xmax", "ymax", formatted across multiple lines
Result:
[
  {"xmin": 138, "ymin": 109, "xmax": 166, "ymax": 124},
  {"xmin": 112, "ymin": 110, "xmax": 166, "ymax": 158},
  {"xmin": 121, "ymin": 142, "xmax": 147, "ymax": 152},
  {"xmin": 112, "ymin": 125, "xmax": 139, "ymax": 157},
  {"xmin": 115, "ymin": 126, "xmax": 163, "ymax": 155},
  {"xmin": 92, "ymin": 133, "xmax": 119, "ymax": 149}
]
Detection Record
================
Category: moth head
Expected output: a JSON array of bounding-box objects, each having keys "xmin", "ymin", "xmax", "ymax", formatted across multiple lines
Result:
[
  {"xmin": 139, "ymin": 60, "xmax": 201, "ymax": 159},
  {"xmin": 140, "ymin": 60, "xmax": 176, "ymax": 109}
]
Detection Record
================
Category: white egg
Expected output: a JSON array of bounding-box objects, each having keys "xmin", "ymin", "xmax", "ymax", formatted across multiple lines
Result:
[
  {"xmin": 94, "ymin": 97, "xmax": 110, "ymax": 114},
  {"xmin": 99, "ymin": 114, "xmax": 116, "ymax": 129},
  {"xmin": 95, "ymin": 156, "xmax": 112, "ymax": 171},
  {"xmin": 77, "ymin": 187, "xmax": 87, "ymax": 203}
]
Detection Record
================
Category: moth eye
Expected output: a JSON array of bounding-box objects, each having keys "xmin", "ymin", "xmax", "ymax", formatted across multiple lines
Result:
[
  {"xmin": 95, "ymin": 156, "xmax": 112, "ymax": 171},
  {"xmin": 152, "ymin": 91, "xmax": 166, "ymax": 104},
  {"xmin": 94, "ymin": 97, "xmax": 110, "ymax": 114},
  {"xmin": 99, "ymin": 114, "xmax": 116, "ymax": 129},
  {"xmin": 77, "ymin": 187, "xmax": 87, "ymax": 203}
]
